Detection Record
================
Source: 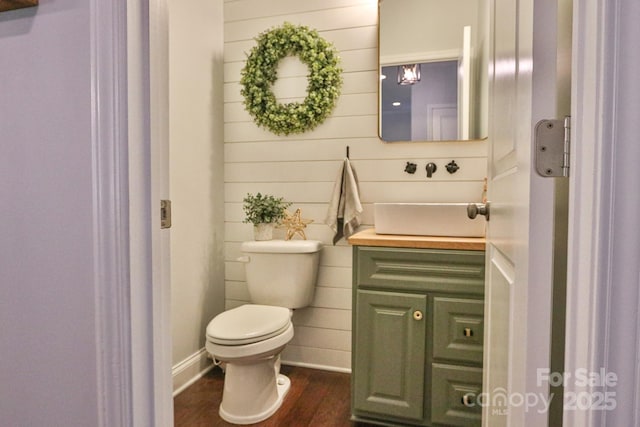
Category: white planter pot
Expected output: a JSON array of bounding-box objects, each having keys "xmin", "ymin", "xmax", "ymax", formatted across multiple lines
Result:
[{"xmin": 253, "ymin": 223, "xmax": 275, "ymax": 241}]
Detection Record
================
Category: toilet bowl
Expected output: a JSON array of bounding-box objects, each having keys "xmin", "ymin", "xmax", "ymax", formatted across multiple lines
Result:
[
  {"xmin": 204, "ymin": 240, "xmax": 322, "ymax": 425},
  {"xmin": 205, "ymin": 304, "xmax": 294, "ymax": 424}
]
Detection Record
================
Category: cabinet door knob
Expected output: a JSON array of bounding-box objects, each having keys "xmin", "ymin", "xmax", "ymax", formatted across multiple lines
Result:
[
  {"xmin": 413, "ymin": 310, "xmax": 423, "ymax": 320},
  {"xmin": 461, "ymin": 393, "xmax": 475, "ymax": 407},
  {"xmin": 463, "ymin": 327, "xmax": 474, "ymax": 337}
]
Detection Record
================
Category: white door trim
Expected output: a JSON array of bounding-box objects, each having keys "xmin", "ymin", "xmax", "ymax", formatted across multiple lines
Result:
[
  {"xmin": 126, "ymin": 0, "xmax": 173, "ymax": 426},
  {"xmin": 91, "ymin": 1, "xmax": 133, "ymax": 425},
  {"xmin": 89, "ymin": 0, "xmax": 171, "ymax": 424},
  {"xmin": 566, "ymin": 0, "xmax": 640, "ymax": 425},
  {"xmin": 563, "ymin": 1, "xmax": 608, "ymax": 426},
  {"xmin": 92, "ymin": 1, "xmax": 164, "ymax": 425},
  {"xmin": 148, "ymin": 0, "xmax": 174, "ymax": 424}
]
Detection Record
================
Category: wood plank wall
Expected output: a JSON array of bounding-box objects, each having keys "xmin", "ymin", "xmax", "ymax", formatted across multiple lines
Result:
[{"xmin": 223, "ymin": 0, "xmax": 487, "ymax": 371}]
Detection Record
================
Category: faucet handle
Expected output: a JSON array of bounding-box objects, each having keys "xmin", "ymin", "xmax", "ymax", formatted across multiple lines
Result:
[
  {"xmin": 404, "ymin": 161, "xmax": 417, "ymax": 174},
  {"xmin": 445, "ymin": 160, "xmax": 460, "ymax": 174},
  {"xmin": 426, "ymin": 162, "xmax": 437, "ymax": 178}
]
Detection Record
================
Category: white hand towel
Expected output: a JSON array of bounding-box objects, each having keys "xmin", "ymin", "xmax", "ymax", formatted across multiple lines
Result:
[{"xmin": 325, "ymin": 158, "xmax": 363, "ymax": 244}]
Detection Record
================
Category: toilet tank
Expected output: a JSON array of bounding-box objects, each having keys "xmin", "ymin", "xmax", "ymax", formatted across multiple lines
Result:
[{"xmin": 240, "ymin": 240, "xmax": 322, "ymax": 309}]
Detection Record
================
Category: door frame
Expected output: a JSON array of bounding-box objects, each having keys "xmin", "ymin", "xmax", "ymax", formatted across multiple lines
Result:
[
  {"xmin": 126, "ymin": 0, "xmax": 173, "ymax": 426},
  {"xmin": 564, "ymin": 0, "xmax": 640, "ymax": 425},
  {"xmin": 90, "ymin": 1, "xmax": 134, "ymax": 425},
  {"xmin": 92, "ymin": 0, "xmax": 639, "ymax": 425}
]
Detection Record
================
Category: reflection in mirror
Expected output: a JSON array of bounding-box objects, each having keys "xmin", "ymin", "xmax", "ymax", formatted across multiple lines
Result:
[{"xmin": 379, "ymin": 0, "xmax": 489, "ymax": 142}]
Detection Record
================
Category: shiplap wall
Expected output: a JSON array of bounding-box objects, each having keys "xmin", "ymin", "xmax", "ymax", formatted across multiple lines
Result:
[{"xmin": 223, "ymin": 0, "xmax": 487, "ymax": 372}]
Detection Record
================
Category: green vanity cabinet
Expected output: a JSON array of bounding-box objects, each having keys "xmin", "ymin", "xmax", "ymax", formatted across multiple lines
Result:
[{"xmin": 351, "ymin": 245, "xmax": 486, "ymax": 426}]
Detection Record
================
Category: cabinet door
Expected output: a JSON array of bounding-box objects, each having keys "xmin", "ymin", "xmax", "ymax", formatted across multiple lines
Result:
[{"xmin": 353, "ymin": 290, "xmax": 427, "ymax": 421}]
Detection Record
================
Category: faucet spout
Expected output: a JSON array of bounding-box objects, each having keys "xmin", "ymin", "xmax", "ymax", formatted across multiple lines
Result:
[{"xmin": 426, "ymin": 162, "xmax": 437, "ymax": 178}]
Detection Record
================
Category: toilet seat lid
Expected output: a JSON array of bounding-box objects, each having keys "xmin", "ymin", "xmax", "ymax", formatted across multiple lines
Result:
[{"xmin": 206, "ymin": 304, "xmax": 292, "ymax": 345}]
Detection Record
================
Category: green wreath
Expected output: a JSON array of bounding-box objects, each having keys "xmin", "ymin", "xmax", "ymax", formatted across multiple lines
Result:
[{"xmin": 240, "ymin": 22, "xmax": 343, "ymax": 136}]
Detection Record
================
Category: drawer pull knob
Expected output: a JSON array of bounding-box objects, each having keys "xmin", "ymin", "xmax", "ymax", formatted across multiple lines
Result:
[
  {"xmin": 461, "ymin": 393, "xmax": 475, "ymax": 407},
  {"xmin": 413, "ymin": 310, "xmax": 423, "ymax": 320},
  {"xmin": 463, "ymin": 327, "xmax": 474, "ymax": 337}
]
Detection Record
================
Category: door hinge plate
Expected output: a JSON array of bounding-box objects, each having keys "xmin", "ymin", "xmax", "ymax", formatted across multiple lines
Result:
[
  {"xmin": 535, "ymin": 116, "xmax": 571, "ymax": 177},
  {"xmin": 160, "ymin": 200, "xmax": 172, "ymax": 229}
]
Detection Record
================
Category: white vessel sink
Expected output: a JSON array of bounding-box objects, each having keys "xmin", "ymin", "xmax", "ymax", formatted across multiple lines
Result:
[{"xmin": 374, "ymin": 203, "xmax": 485, "ymax": 237}]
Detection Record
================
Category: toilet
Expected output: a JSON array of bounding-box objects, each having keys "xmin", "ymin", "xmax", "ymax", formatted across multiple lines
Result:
[{"xmin": 205, "ymin": 239, "xmax": 322, "ymax": 425}]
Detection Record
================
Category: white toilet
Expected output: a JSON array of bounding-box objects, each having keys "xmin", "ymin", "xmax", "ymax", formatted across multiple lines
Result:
[{"xmin": 205, "ymin": 239, "xmax": 322, "ymax": 425}]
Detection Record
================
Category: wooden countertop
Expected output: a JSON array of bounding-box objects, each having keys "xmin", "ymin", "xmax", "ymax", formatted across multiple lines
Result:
[{"xmin": 347, "ymin": 228, "xmax": 486, "ymax": 251}]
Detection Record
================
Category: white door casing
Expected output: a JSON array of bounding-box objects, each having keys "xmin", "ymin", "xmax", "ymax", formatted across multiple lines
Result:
[
  {"xmin": 149, "ymin": 0, "xmax": 173, "ymax": 424},
  {"xmin": 565, "ymin": 0, "xmax": 640, "ymax": 426},
  {"xmin": 127, "ymin": 0, "xmax": 173, "ymax": 425}
]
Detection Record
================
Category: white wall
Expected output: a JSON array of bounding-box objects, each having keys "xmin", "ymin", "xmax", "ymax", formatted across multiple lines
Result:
[
  {"xmin": 223, "ymin": 0, "xmax": 487, "ymax": 371},
  {"xmin": 380, "ymin": 0, "xmax": 479, "ymax": 61},
  {"xmin": 168, "ymin": 0, "xmax": 226, "ymax": 390},
  {"xmin": 0, "ymin": 1, "xmax": 99, "ymax": 424}
]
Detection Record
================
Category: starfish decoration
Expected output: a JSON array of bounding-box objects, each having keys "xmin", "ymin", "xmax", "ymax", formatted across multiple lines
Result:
[{"xmin": 281, "ymin": 208, "xmax": 314, "ymax": 240}]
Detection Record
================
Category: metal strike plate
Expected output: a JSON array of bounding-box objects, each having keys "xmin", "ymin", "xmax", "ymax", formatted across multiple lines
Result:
[{"xmin": 160, "ymin": 200, "xmax": 172, "ymax": 229}]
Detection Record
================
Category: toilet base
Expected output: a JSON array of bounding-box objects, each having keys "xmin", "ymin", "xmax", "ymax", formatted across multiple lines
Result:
[{"xmin": 218, "ymin": 356, "xmax": 291, "ymax": 425}]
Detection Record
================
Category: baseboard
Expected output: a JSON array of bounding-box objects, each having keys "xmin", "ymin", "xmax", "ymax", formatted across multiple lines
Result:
[
  {"xmin": 172, "ymin": 348, "xmax": 214, "ymax": 397},
  {"xmin": 280, "ymin": 359, "xmax": 351, "ymax": 374},
  {"xmin": 172, "ymin": 349, "xmax": 349, "ymax": 397}
]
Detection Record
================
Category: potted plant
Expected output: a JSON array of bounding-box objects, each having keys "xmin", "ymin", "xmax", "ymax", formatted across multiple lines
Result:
[{"xmin": 242, "ymin": 192, "xmax": 292, "ymax": 240}]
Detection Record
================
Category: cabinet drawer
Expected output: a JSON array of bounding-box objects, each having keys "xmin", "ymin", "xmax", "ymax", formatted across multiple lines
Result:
[
  {"xmin": 431, "ymin": 363, "xmax": 483, "ymax": 426},
  {"xmin": 433, "ymin": 297, "xmax": 484, "ymax": 364},
  {"xmin": 354, "ymin": 246, "xmax": 485, "ymax": 295}
]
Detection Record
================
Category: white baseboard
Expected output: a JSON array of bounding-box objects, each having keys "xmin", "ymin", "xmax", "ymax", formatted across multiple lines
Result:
[
  {"xmin": 171, "ymin": 348, "xmax": 349, "ymax": 398},
  {"xmin": 280, "ymin": 359, "xmax": 351, "ymax": 374},
  {"xmin": 172, "ymin": 348, "xmax": 214, "ymax": 397}
]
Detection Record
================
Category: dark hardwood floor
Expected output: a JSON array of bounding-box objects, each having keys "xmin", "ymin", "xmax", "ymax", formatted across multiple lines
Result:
[{"xmin": 174, "ymin": 365, "xmax": 374, "ymax": 427}]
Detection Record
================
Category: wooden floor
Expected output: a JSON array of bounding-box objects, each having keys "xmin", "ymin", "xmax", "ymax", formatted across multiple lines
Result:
[{"xmin": 174, "ymin": 365, "xmax": 374, "ymax": 427}]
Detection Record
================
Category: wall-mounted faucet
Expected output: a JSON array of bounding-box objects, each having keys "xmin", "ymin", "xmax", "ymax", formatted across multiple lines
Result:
[{"xmin": 426, "ymin": 162, "xmax": 437, "ymax": 178}]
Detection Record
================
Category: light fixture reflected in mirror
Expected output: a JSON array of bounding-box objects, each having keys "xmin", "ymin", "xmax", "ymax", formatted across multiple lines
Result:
[
  {"xmin": 379, "ymin": 0, "xmax": 490, "ymax": 142},
  {"xmin": 397, "ymin": 64, "xmax": 421, "ymax": 85}
]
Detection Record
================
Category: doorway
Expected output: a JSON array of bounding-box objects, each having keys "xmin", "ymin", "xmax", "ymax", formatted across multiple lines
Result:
[{"xmin": 123, "ymin": 1, "xmax": 640, "ymax": 426}]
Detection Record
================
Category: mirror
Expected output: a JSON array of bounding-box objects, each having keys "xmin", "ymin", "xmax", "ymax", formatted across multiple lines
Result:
[{"xmin": 379, "ymin": 0, "xmax": 489, "ymax": 142}]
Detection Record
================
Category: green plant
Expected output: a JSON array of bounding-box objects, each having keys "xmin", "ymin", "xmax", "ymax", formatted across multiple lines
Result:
[
  {"xmin": 242, "ymin": 193, "xmax": 292, "ymax": 225},
  {"xmin": 240, "ymin": 22, "xmax": 343, "ymax": 136}
]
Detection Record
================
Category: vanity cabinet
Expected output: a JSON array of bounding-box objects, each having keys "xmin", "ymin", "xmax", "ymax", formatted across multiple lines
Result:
[{"xmin": 351, "ymin": 245, "xmax": 485, "ymax": 426}]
